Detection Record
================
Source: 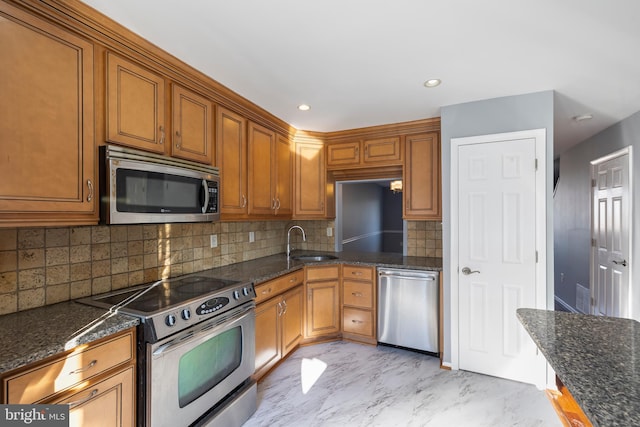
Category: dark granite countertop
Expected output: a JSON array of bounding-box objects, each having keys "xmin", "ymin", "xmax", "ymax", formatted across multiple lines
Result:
[
  {"xmin": 517, "ymin": 308, "xmax": 640, "ymax": 427},
  {"xmin": 194, "ymin": 251, "xmax": 442, "ymax": 285},
  {"xmin": 0, "ymin": 301, "xmax": 139, "ymax": 374},
  {"xmin": 0, "ymin": 251, "xmax": 439, "ymax": 375}
]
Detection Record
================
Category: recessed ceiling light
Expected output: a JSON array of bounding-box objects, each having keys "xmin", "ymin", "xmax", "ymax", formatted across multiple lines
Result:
[
  {"xmin": 423, "ymin": 79, "xmax": 441, "ymax": 88},
  {"xmin": 298, "ymin": 104, "xmax": 310, "ymax": 111},
  {"xmin": 573, "ymin": 114, "xmax": 593, "ymax": 122}
]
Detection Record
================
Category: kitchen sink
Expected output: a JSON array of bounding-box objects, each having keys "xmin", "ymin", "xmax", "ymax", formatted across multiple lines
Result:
[{"xmin": 291, "ymin": 254, "xmax": 338, "ymax": 261}]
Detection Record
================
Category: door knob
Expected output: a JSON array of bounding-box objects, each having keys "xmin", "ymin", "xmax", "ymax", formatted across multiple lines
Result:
[
  {"xmin": 461, "ymin": 267, "xmax": 480, "ymax": 275},
  {"xmin": 613, "ymin": 259, "xmax": 628, "ymax": 267}
]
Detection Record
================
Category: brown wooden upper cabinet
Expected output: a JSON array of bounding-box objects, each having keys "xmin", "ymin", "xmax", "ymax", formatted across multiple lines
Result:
[
  {"xmin": 293, "ymin": 139, "xmax": 326, "ymax": 218},
  {"xmin": 275, "ymin": 134, "xmax": 293, "ymax": 216},
  {"xmin": 326, "ymin": 137, "xmax": 401, "ymax": 169},
  {"xmin": 106, "ymin": 52, "xmax": 166, "ymax": 154},
  {"xmin": 247, "ymin": 122, "xmax": 276, "ymax": 216},
  {"xmin": 0, "ymin": 2, "xmax": 97, "ymax": 226},
  {"xmin": 171, "ymin": 84, "xmax": 214, "ymax": 164},
  {"xmin": 403, "ymin": 132, "xmax": 441, "ymax": 220},
  {"xmin": 216, "ymin": 107, "xmax": 248, "ymax": 217}
]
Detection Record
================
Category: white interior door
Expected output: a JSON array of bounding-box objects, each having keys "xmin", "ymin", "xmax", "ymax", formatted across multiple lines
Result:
[
  {"xmin": 591, "ymin": 148, "xmax": 632, "ymax": 318},
  {"xmin": 453, "ymin": 130, "xmax": 546, "ymax": 386}
]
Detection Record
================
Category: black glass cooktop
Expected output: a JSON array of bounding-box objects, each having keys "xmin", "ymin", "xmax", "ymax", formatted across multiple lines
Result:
[{"xmin": 96, "ymin": 276, "xmax": 240, "ymax": 313}]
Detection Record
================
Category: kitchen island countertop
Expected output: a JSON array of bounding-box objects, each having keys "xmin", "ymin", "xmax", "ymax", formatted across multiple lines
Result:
[{"xmin": 517, "ymin": 308, "xmax": 640, "ymax": 427}]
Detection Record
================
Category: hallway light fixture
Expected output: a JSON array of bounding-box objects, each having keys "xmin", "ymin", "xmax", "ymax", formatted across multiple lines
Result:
[{"xmin": 390, "ymin": 180, "xmax": 403, "ymax": 193}]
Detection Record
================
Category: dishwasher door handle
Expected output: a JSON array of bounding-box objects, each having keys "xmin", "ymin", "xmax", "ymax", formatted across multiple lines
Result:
[{"xmin": 379, "ymin": 274, "xmax": 436, "ymax": 281}]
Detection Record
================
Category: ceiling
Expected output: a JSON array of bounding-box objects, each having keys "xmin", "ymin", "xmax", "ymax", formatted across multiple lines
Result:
[{"xmin": 81, "ymin": 0, "xmax": 640, "ymax": 155}]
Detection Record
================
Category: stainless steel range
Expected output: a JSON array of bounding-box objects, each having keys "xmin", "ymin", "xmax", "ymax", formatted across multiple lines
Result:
[{"xmin": 78, "ymin": 274, "xmax": 257, "ymax": 427}]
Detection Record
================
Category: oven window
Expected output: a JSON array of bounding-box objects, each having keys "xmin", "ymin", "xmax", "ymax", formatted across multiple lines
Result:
[{"xmin": 178, "ymin": 326, "xmax": 242, "ymax": 408}]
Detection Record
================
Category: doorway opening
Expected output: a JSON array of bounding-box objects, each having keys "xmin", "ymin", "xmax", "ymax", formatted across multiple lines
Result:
[{"xmin": 335, "ymin": 179, "xmax": 406, "ymax": 254}]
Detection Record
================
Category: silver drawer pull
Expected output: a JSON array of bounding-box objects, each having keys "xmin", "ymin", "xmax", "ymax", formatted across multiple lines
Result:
[
  {"xmin": 351, "ymin": 292, "xmax": 363, "ymax": 297},
  {"xmin": 68, "ymin": 360, "xmax": 97, "ymax": 375},
  {"xmin": 261, "ymin": 287, "xmax": 272, "ymax": 294},
  {"xmin": 351, "ymin": 320, "xmax": 363, "ymax": 324},
  {"xmin": 67, "ymin": 389, "xmax": 98, "ymax": 409},
  {"xmin": 352, "ymin": 271, "xmax": 363, "ymax": 276}
]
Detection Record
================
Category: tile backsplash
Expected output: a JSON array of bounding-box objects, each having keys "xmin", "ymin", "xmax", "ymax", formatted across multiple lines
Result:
[{"xmin": 0, "ymin": 219, "xmax": 440, "ymax": 315}]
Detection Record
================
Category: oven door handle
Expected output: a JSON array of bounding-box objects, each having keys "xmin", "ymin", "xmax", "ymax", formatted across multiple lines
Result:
[
  {"xmin": 201, "ymin": 179, "xmax": 210, "ymax": 214},
  {"xmin": 152, "ymin": 304, "xmax": 254, "ymax": 357}
]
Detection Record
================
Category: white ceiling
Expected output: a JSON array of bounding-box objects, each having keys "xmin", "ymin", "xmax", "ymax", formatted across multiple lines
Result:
[{"xmin": 81, "ymin": 0, "xmax": 640, "ymax": 155}]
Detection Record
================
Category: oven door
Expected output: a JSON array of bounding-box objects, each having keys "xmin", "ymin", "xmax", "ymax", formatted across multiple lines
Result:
[{"xmin": 147, "ymin": 303, "xmax": 255, "ymax": 427}]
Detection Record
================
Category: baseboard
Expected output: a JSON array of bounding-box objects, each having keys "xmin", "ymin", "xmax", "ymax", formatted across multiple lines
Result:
[{"xmin": 554, "ymin": 296, "xmax": 578, "ymax": 313}]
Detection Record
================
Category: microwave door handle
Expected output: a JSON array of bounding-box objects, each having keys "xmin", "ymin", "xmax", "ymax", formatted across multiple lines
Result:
[{"xmin": 201, "ymin": 179, "xmax": 210, "ymax": 214}]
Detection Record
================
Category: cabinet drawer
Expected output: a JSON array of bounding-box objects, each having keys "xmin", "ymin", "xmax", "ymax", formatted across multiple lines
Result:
[
  {"xmin": 343, "ymin": 265, "xmax": 373, "ymax": 281},
  {"xmin": 343, "ymin": 281, "xmax": 373, "ymax": 308},
  {"xmin": 343, "ymin": 308, "xmax": 373, "ymax": 337},
  {"xmin": 305, "ymin": 265, "xmax": 340, "ymax": 281},
  {"xmin": 255, "ymin": 271, "xmax": 303, "ymax": 304},
  {"xmin": 5, "ymin": 330, "xmax": 134, "ymax": 404}
]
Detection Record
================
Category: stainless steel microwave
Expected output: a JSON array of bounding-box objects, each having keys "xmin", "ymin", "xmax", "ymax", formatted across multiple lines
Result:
[{"xmin": 100, "ymin": 145, "xmax": 220, "ymax": 224}]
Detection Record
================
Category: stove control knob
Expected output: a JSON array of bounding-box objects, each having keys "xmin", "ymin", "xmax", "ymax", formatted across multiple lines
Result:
[
  {"xmin": 165, "ymin": 314, "xmax": 177, "ymax": 327},
  {"xmin": 242, "ymin": 287, "xmax": 250, "ymax": 297},
  {"xmin": 181, "ymin": 309, "xmax": 191, "ymax": 320},
  {"xmin": 233, "ymin": 290, "xmax": 240, "ymax": 300}
]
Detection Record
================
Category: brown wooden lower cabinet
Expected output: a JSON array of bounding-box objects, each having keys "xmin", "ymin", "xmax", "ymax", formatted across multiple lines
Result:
[
  {"xmin": 254, "ymin": 271, "xmax": 304, "ymax": 380},
  {"xmin": 1, "ymin": 328, "xmax": 136, "ymax": 427},
  {"xmin": 341, "ymin": 265, "xmax": 377, "ymax": 344},
  {"xmin": 304, "ymin": 265, "xmax": 341, "ymax": 340},
  {"xmin": 54, "ymin": 365, "xmax": 135, "ymax": 427},
  {"xmin": 546, "ymin": 377, "xmax": 593, "ymax": 427}
]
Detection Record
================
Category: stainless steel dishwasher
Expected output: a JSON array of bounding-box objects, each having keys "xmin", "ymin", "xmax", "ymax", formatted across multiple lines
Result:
[{"xmin": 377, "ymin": 268, "xmax": 439, "ymax": 353}]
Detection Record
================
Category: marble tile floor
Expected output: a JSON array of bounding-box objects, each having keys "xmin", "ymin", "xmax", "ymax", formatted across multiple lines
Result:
[{"xmin": 244, "ymin": 341, "xmax": 561, "ymax": 427}]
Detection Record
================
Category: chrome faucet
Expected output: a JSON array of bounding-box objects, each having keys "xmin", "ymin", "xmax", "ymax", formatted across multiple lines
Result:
[{"xmin": 287, "ymin": 225, "xmax": 306, "ymax": 258}]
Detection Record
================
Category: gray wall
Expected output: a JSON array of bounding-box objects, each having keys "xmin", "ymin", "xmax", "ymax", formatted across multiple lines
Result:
[
  {"xmin": 440, "ymin": 90, "xmax": 555, "ymax": 365},
  {"xmin": 382, "ymin": 190, "xmax": 403, "ymax": 253},
  {"xmin": 555, "ymin": 110, "xmax": 640, "ymax": 319},
  {"xmin": 342, "ymin": 183, "xmax": 383, "ymax": 252}
]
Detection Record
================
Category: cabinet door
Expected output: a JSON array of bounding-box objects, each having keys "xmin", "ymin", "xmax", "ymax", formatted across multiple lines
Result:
[
  {"xmin": 305, "ymin": 280, "xmax": 340, "ymax": 338},
  {"xmin": 363, "ymin": 136, "xmax": 401, "ymax": 165},
  {"xmin": 404, "ymin": 132, "xmax": 441, "ymax": 219},
  {"xmin": 171, "ymin": 84, "xmax": 213, "ymax": 164},
  {"xmin": 294, "ymin": 140, "xmax": 326, "ymax": 217},
  {"xmin": 254, "ymin": 297, "xmax": 281, "ymax": 379},
  {"xmin": 54, "ymin": 365, "xmax": 135, "ymax": 427},
  {"xmin": 247, "ymin": 122, "xmax": 276, "ymax": 215},
  {"xmin": 216, "ymin": 107, "xmax": 247, "ymax": 215},
  {"xmin": 106, "ymin": 52, "xmax": 166, "ymax": 153},
  {"xmin": 281, "ymin": 286, "xmax": 303, "ymax": 356},
  {"xmin": 0, "ymin": 3, "xmax": 96, "ymax": 225},
  {"xmin": 326, "ymin": 141, "xmax": 360, "ymax": 168},
  {"xmin": 274, "ymin": 133, "xmax": 293, "ymax": 216}
]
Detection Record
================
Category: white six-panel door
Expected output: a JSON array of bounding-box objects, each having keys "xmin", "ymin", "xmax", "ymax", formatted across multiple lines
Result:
[
  {"xmin": 451, "ymin": 130, "xmax": 546, "ymax": 387},
  {"xmin": 591, "ymin": 148, "xmax": 632, "ymax": 318}
]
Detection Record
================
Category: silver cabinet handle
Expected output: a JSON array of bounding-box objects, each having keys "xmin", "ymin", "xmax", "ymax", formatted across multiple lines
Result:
[
  {"xmin": 69, "ymin": 359, "xmax": 97, "ymax": 375},
  {"xmin": 461, "ymin": 267, "xmax": 480, "ymax": 275},
  {"xmin": 281, "ymin": 299, "xmax": 287, "ymax": 315},
  {"xmin": 86, "ymin": 179, "xmax": 93, "ymax": 202},
  {"xmin": 613, "ymin": 259, "xmax": 628, "ymax": 267},
  {"xmin": 241, "ymin": 194, "xmax": 247, "ymax": 208},
  {"xmin": 67, "ymin": 388, "xmax": 98, "ymax": 409},
  {"xmin": 175, "ymin": 130, "xmax": 181, "ymax": 148},
  {"xmin": 159, "ymin": 126, "xmax": 165, "ymax": 144}
]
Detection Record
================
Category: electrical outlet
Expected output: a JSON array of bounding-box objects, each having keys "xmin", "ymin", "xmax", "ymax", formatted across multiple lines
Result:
[
  {"xmin": 249, "ymin": 231, "xmax": 255, "ymax": 243},
  {"xmin": 210, "ymin": 234, "xmax": 218, "ymax": 248},
  {"xmin": 326, "ymin": 227, "xmax": 333, "ymax": 237}
]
